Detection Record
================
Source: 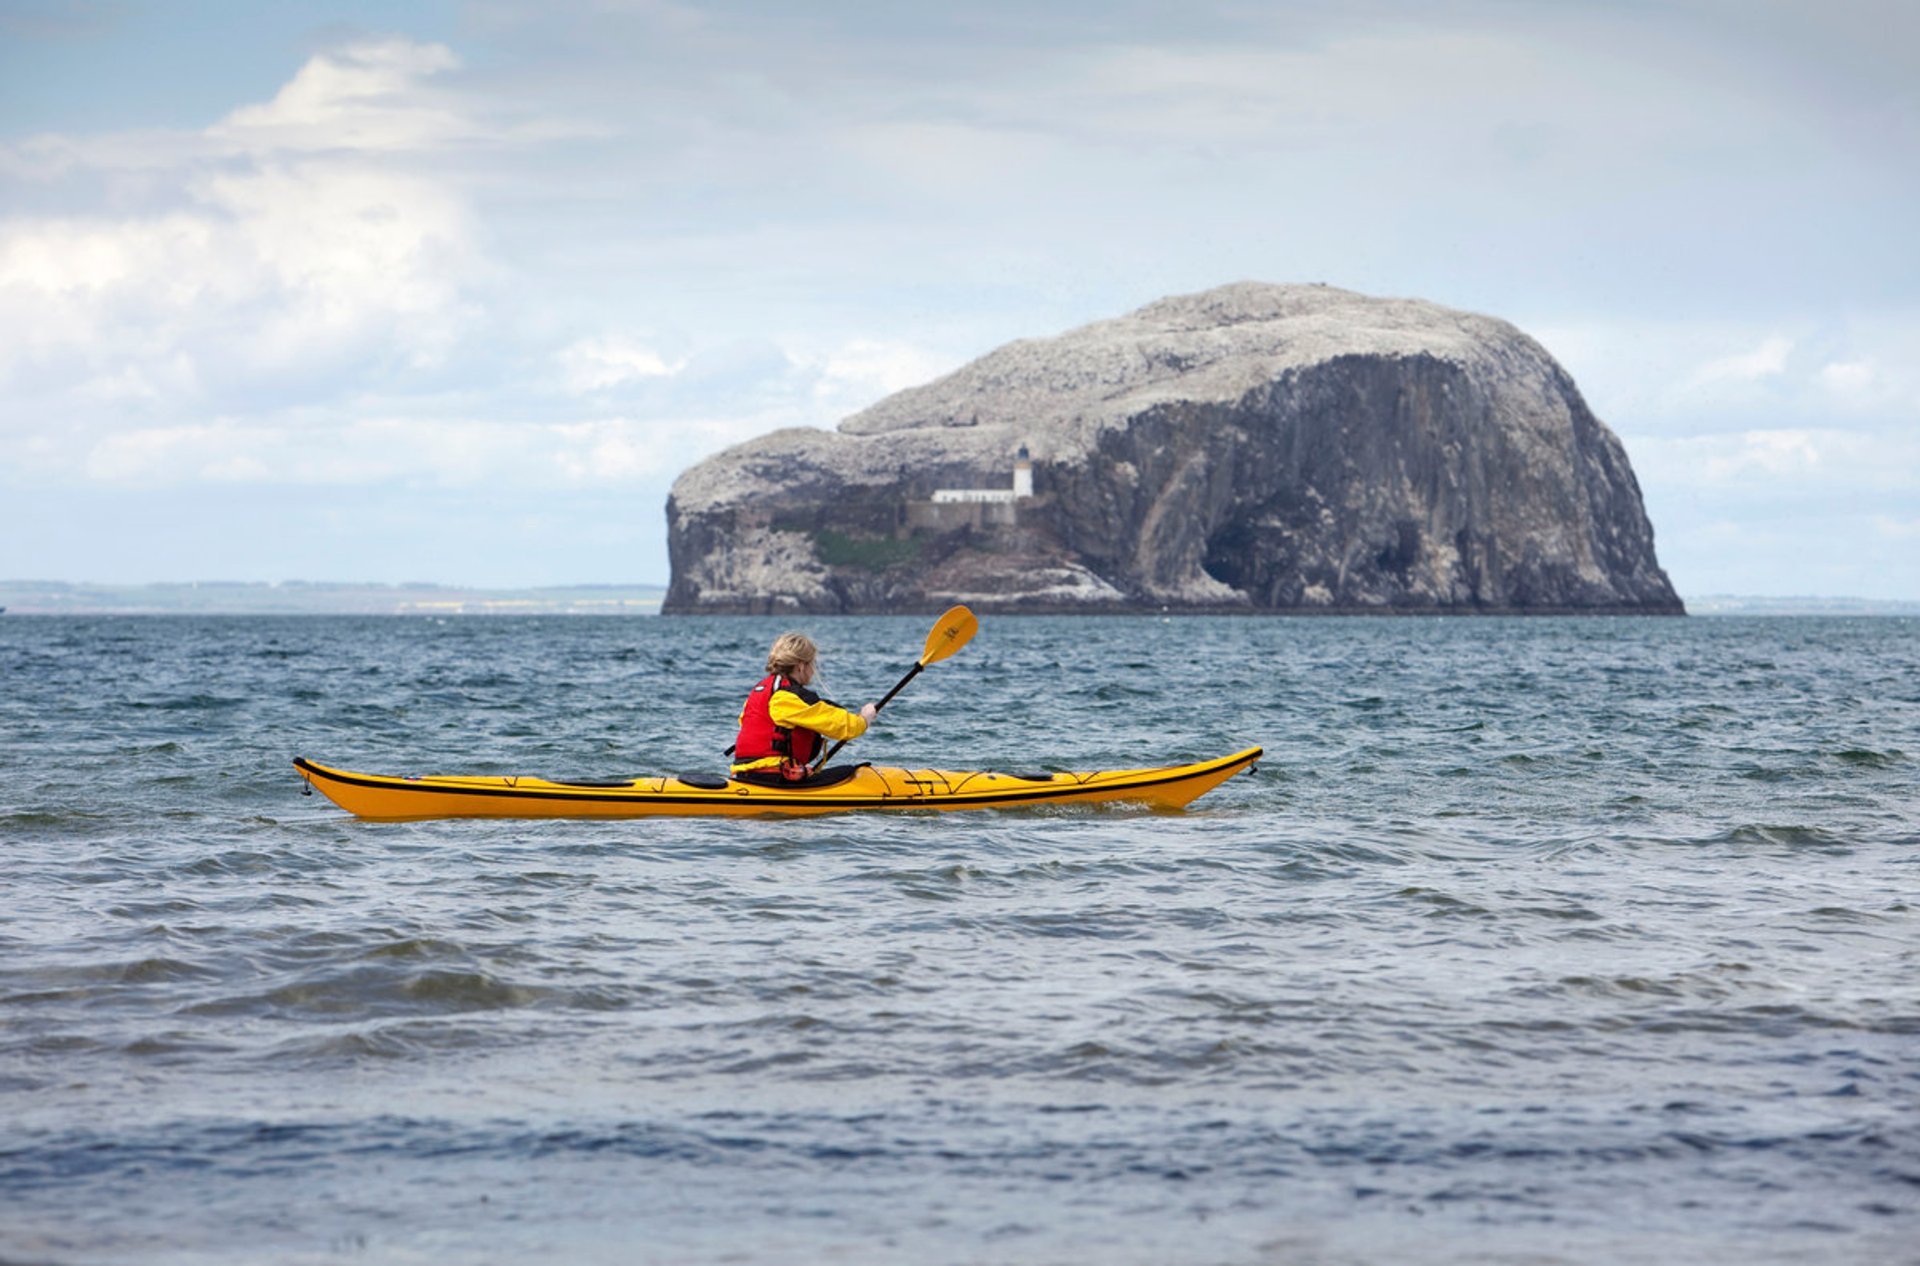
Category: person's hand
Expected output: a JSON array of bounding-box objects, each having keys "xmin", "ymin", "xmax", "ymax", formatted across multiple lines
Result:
[{"xmin": 860, "ymin": 703, "xmax": 879, "ymax": 724}]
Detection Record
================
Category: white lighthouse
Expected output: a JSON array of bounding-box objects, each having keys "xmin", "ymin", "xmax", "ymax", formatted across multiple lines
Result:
[
  {"xmin": 929, "ymin": 444, "xmax": 1036, "ymax": 504},
  {"xmin": 911, "ymin": 443, "xmax": 1038, "ymax": 530}
]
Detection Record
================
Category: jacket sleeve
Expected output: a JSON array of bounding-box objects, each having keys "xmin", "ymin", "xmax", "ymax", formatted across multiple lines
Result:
[{"xmin": 768, "ymin": 688, "xmax": 868, "ymax": 742}]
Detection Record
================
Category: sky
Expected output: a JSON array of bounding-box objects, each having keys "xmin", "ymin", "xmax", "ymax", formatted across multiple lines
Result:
[{"xmin": 1, "ymin": 0, "xmax": 1915, "ymax": 597}]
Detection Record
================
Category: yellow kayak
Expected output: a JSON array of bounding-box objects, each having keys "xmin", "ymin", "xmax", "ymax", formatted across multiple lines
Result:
[{"xmin": 293, "ymin": 748, "xmax": 1262, "ymax": 820}]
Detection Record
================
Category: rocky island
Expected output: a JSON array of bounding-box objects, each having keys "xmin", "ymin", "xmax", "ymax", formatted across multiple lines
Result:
[{"xmin": 664, "ymin": 283, "xmax": 1682, "ymax": 615}]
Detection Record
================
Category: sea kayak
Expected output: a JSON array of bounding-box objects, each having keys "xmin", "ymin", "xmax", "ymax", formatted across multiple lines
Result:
[{"xmin": 293, "ymin": 748, "xmax": 1262, "ymax": 820}]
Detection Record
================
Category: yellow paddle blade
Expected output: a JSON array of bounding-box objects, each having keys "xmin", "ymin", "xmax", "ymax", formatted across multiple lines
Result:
[{"xmin": 920, "ymin": 605, "xmax": 978, "ymax": 666}]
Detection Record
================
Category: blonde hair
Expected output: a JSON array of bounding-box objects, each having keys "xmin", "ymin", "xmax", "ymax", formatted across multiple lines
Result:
[{"xmin": 765, "ymin": 632, "xmax": 818, "ymax": 676}]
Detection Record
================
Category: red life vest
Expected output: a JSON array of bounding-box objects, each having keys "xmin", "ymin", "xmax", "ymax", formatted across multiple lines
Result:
[{"xmin": 733, "ymin": 673, "xmax": 819, "ymax": 777}]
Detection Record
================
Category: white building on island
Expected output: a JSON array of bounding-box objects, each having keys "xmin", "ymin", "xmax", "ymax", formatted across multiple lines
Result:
[
  {"xmin": 929, "ymin": 446, "xmax": 1033, "ymax": 503},
  {"xmin": 910, "ymin": 446, "xmax": 1034, "ymax": 530}
]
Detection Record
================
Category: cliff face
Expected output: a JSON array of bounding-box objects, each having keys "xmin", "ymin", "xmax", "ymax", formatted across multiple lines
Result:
[{"xmin": 664, "ymin": 283, "xmax": 1682, "ymax": 614}]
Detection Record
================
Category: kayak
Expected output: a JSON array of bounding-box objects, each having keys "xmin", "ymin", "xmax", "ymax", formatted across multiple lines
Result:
[{"xmin": 292, "ymin": 748, "xmax": 1262, "ymax": 820}]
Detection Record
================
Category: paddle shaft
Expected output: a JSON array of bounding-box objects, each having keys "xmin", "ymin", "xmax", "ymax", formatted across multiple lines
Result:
[
  {"xmin": 813, "ymin": 660, "xmax": 922, "ymax": 769},
  {"xmin": 871, "ymin": 661, "xmax": 925, "ymax": 712},
  {"xmin": 809, "ymin": 605, "xmax": 977, "ymax": 772}
]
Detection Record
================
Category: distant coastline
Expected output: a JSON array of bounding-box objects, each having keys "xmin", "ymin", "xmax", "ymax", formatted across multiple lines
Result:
[
  {"xmin": 1685, "ymin": 594, "xmax": 1920, "ymax": 617},
  {"xmin": 0, "ymin": 580, "xmax": 664, "ymax": 616},
  {"xmin": 1, "ymin": 581, "xmax": 1914, "ymax": 617}
]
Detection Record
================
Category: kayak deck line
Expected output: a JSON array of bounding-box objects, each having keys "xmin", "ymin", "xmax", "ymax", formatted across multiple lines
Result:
[{"xmin": 292, "ymin": 748, "xmax": 1263, "ymax": 820}]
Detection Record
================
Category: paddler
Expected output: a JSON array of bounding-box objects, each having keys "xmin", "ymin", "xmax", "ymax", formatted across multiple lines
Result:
[{"xmin": 731, "ymin": 632, "xmax": 879, "ymax": 785}]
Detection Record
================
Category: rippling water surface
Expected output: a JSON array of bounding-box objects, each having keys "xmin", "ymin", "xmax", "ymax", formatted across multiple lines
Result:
[{"xmin": 2, "ymin": 614, "xmax": 1916, "ymax": 1264}]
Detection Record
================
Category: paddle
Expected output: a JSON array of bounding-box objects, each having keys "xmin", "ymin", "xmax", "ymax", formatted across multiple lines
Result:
[{"xmin": 813, "ymin": 605, "xmax": 978, "ymax": 770}]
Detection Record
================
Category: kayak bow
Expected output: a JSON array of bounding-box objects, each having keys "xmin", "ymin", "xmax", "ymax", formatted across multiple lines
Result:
[{"xmin": 293, "ymin": 748, "xmax": 1262, "ymax": 820}]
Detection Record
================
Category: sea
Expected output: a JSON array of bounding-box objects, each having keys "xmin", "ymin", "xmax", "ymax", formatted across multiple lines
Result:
[{"xmin": 2, "ymin": 614, "xmax": 1915, "ymax": 1265}]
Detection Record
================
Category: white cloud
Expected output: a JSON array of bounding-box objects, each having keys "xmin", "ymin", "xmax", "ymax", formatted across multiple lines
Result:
[
  {"xmin": 1634, "ymin": 427, "xmax": 1920, "ymax": 491},
  {"xmin": 216, "ymin": 161, "xmax": 476, "ymax": 362},
  {"xmin": 1875, "ymin": 515, "xmax": 1920, "ymax": 540},
  {"xmin": 60, "ymin": 320, "xmax": 943, "ymax": 489},
  {"xmin": 1681, "ymin": 335, "xmax": 1793, "ymax": 391},
  {"xmin": 0, "ymin": 38, "xmax": 484, "ymax": 407},
  {"xmin": 1817, "ymin": 359, "xmax": 1875, "ymax": 397},
  {"xmin": 547, "ymin": 415, "xmax": 786, "ymax": 480},
  {"xmin": 557, "ymin": 336, "xmax": 684, "ymax": 393},
  {"xmin": 81, "ymin": 411, "xmax": 802, "ymax": 489},
  {"xmin": 0, "ymin": 163, "xmax": 477, "ymax": 394},
  {"xmin": 1538, "ymin": 315, "xmax": 1920, "ymax": 440},
  {"xmin": 807, "ymin": 338, "xmax": 957, "ymax": 415},
  {"xmin": 76, "ymin": 353, "xmax": 201, "ymax": 404},
  {"xmin": 0, "ymin": 213, "xmax": 203, "ymax": 373},
  {"xmin": 1812, "ymin": 356, "xmax": 1916, "ymax": 414},
  {"xmin": 552, "ymin": 330, "xmax": 959, "ymax": 426},
  {"xmin": 210, "ymin": 39, "xmax": 469, "ymax": 155},
  {"xmin": 1703, "ymin": 427, "xmax": 1822, "ymax": 479}
]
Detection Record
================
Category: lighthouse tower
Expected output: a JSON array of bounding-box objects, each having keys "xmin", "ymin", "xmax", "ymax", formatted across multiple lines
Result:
[{"xmin": 1013, "ymin": 445, "xmax": 1033, "ymax": 498}]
